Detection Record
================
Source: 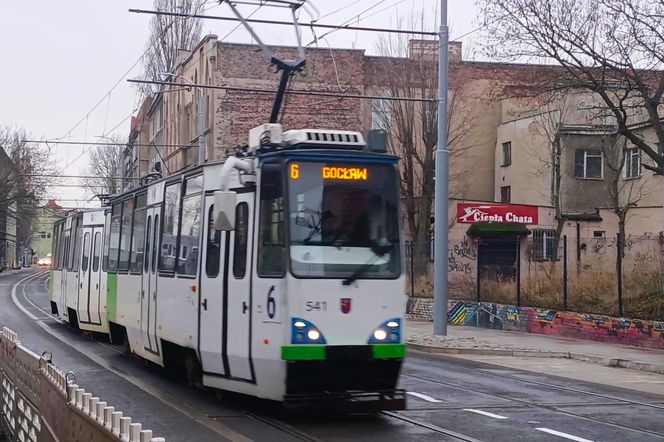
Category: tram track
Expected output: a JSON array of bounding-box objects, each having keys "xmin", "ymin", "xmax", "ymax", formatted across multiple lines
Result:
[
  {"xmin": 380, "ymin": 411, "xmax": 481, "ymax": 441},
  {"xmin": 401, "ymin": 370, "xmax": 664, "ymax": 439},
  {"xmin": 407, "ymin": 352, "xmax": 664, "ymax": 411}
]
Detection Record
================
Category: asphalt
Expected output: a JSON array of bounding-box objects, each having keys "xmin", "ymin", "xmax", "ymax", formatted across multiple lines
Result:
[{"xmin": 2, "ymin": 268, "xmax": 664, "ymax": 441}]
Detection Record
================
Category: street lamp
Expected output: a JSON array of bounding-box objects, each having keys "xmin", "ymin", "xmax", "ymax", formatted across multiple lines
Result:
[{"xmin": 162, "ymin": 72, "xmax": 206, "ymax": 167}]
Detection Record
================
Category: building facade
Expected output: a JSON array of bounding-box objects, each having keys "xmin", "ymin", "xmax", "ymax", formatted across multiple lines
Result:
[{"xmin": 29, "ymin": 200, "xmax": 66, "ymax": 260}]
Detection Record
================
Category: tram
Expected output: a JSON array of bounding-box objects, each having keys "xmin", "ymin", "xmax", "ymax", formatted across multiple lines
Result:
[{"xmin": 50, "ymin": 124, "xmax": 407, "ymax": 410}]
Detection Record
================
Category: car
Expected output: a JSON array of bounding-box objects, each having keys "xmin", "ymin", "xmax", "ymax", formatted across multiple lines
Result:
[{"xmin": 37, "ymin": 257, "xmax": 52, "ymax": 267}]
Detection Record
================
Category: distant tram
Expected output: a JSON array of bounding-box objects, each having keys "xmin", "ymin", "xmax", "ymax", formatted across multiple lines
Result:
[{"xmin": 50, "ymin": 124, "xmax": 407, "ymax": 410}]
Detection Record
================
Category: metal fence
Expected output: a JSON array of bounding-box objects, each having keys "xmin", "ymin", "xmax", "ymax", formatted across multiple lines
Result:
[
  {"xmin": 406, "ymin": 234, "xmax": 664, "ymax": 321},
  {"xmin": 0, "ymin": 327, "xmax": 165, "ymax": 442}
]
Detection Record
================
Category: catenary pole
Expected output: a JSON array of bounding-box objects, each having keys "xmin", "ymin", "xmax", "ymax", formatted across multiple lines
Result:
[{"xmin": 433, "ymin": 0, "xmax": 449, "ymax": 336}]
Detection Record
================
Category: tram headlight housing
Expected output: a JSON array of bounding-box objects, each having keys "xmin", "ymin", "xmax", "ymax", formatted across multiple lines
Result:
[
  {"xmin": 291, "ymin": 318, "xmax": 327, "ymax": 344},
  {"xmin": 368, "ymin": 318, "xmax": 401, "ymax": 344}
]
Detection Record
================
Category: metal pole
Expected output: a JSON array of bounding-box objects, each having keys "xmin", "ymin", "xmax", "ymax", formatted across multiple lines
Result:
[
  {"xmin": 563, "ymin": 235, "xmax": 568, "ymax": 311},
  {"xmin": 617, "ymin": 232, "xmax": 623, "ymax": 317},
  {"xmin": 410, "ymin": 242, "xmax": 415, "ymax": 297},
  {"xmin": 516, "ymin": 237, "xmax": 521, "ymax": 306},
  {"xmin": 433, "ymin": 0, "xmax": 449, "ymax": 336},
  {"xmin": 198, "ymin": 92, "xmax": 206, "ymax": 166}
]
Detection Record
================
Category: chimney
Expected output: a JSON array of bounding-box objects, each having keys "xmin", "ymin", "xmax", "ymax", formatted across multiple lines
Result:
[{"xmin": 408, "ymin": 39, "xmax": 462, "ymax": 63}]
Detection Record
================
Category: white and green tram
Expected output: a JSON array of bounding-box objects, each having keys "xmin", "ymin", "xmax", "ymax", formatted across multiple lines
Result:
[{"xmin": 50, "ymin": 124, "xmax": 407, "ymax": 410}]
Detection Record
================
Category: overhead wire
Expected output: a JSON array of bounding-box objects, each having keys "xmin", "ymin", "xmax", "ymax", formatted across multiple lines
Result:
[{"xmin": 59, "ymin": 1, "xmax": 221, "ymax": 141}]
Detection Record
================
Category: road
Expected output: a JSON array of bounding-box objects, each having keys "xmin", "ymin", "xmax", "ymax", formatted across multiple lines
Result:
[{"xmin": 2, "ymin": 268, "xmax": 664, "ymax": 442}]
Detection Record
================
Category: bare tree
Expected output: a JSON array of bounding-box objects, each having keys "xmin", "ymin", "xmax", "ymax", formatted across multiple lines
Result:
[
  {"xmin": 373, "ymin": 13, "xmax": 475, "ymax": 278},
  {"xmin": 601, "ymin": 135, "xmax": 653, "ymax": 262},
  {"xmin": 0, "ymin": 126, "xmax": 57, "ymax": 246},
  {"xmin": 83, "ymin": 136, "xmax": 125, "ymax": 196},
  {"xmin": 525, "ymin": 92, "xmax": 572, "ymax": 261},
  {"xmin": 478, "ymin": 0, "xmax": 664, "ymax": 173},
  {"xmin": 140, "ymin": 0, "xmax": 205, "ymax": 95}
]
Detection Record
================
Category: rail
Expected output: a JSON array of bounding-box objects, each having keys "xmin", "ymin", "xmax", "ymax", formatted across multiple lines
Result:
[{"xmin": 0, "ymin": 326, "xmax": 165, "ymax": 442}]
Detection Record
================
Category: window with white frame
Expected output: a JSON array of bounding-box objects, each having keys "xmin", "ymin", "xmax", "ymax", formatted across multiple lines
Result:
[
  {"xmin": 533, "ymin": 230, "xmax": 556, "ymax": 261},
  {"xmin": 501, "ymin": 141, "xmax": 512, "ymax": 166},
  {"xmin": 624, "ymin": 148, "xmax": 641, "ymax": 179},
  {"xmin": 574, "ymin": 149, "xmax": 603, "ymax": 179}
]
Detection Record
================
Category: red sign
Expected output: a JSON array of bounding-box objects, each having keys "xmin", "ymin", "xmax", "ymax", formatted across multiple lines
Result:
[
  {"xmin": 456, "ymin": 203, "xmax": 538, "ymax": 225},
  {"xmin": 340, "ymin": 298, "xmax": 352, "ymax": 314}
]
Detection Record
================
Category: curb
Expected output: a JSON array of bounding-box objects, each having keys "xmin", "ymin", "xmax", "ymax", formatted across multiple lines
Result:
[{"xmin": 406, "ymin": 343, "xmax": 664, "ymax": 375}]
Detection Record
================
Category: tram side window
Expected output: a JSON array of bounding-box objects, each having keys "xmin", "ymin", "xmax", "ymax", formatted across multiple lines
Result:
[
  {"xmin": 206, "ymin": 205, "xmax": 221, "ymax": 278},
  {"xmin": 233, "ymin": 203, "xmax": 249, "ymax": 279},
  {"xmin": 70, "ymin": 217, "xmax": 82, "ymax": 271},
  {"xmin": 52, "ymin": 224, "xmax": 60, "ymax": 269},
  {"xmin": 178, "ymin": 175, "xmax": 203, "ymax": 276},
  {"xmin": 92, "ymin": 232, "xmax": 101, "ymax": 272},
  {"xmin": 118, "ymin": 198, "xmax": 134, "ymax": 272},
  {"xmin": 58, "ymin": 224, "xmax": 65, "ymax": 270},
  {"xmin": 160, "ymin": 182, "xmax": 181, "ymax": 272},
  {"xmin": 108, "ymin": 202, "xmax": 122, "ymax": 272},
  {"xmin": 258, "ymin": 164, "xmax": 285, "ymax": 277},
  {"xmin": 81, "ymin": 232, "xmax": 90, "ymax": 272},
  {"xmin": 130, "ymin": 193, "xmax": 147, "ymax": 274},
  {"xmin": 102, "ymin": 211, "xmax": 111, "ymax": 272},
  {"xmin": 61, "ymin": 230, "xmax": 70, "ymax": 271}
]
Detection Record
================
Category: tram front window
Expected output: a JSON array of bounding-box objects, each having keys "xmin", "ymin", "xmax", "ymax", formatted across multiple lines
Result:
[{"xmin": 288, "ymin": 161, "xmax": 401, "ymax": 279}]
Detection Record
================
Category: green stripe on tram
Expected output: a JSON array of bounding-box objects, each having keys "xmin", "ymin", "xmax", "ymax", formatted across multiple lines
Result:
[
  {"xmin": 372, "ymin": 344, "xmax": 406, "ymax": 360},
  {"xmin": 281, "ymin": 345, "xmax": 327, "ymax": 361},
  {"xmin": 106, "ymin": 273, "xmax": 118, "ymax": 323}
]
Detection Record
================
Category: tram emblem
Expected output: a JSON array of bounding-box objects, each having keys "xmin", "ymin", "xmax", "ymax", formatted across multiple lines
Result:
[{"xmin": 340, "ymin": 298, "xmax": 352, "ymax": 314}]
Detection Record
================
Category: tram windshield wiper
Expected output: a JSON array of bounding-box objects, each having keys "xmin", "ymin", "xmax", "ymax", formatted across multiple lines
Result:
[{"xmin": 342, "ymin": 243, "xmax": 393, "ymax": 286}]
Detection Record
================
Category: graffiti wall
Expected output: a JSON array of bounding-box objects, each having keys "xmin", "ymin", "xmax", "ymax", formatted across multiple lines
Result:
[{"xmin": 406, "ymin": 298, "xmax": 664, "ymax": 349}]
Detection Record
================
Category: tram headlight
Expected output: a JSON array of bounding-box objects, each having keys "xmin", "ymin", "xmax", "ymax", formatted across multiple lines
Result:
[
  {"xmin": 291, "ymin": 318, "xmax": 327, "ymax": 344},
  {"xmin": 373, "ymin": 329, "xmax": 387, "ymax": 341},
  {"xmin": 368, "ymin": 318, "xmax": 401, "ymax": 344}
]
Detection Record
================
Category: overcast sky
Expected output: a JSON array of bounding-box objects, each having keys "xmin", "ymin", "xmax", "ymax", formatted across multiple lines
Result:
[{"xmin": 0, "ymin": 0, "xmax": 480, "ymax": 207}]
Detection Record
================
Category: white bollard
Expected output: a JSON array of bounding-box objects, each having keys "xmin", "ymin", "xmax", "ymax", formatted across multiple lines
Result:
[
  {"xmin": 111, "ymin": 411, "xmax": 123, "ymax": 436},
  {"xmin": 82, "ymin": 392, "xmax": 91, "ymax": 414},
  {"xmin": 89, "ymin": 397, "xmax": 99, "ymax": 419},
  {"xmin": 103, "ymin": 406, "xmax": 115, "ymax": 430},
  {"xmin": 139, "ymin": 430, "xmax": 153, "ymax": 442},
  {"xmin": 129, "ymin": 423, "xmax": 142, "ymax": 442},
  {"xmin": 96, "ymin": 402, "xmax": 107, "ymax": 424},
  {"xmin": 67, "ymin": 384, "xmax": 78, "ymax": 404},
  {"xmin": 120, "ymin": 416, "xmax": 132, "ymax": 440},
  {"xmin": 75, "ymin": 388, "xmax": 84, "ymax": 408}
]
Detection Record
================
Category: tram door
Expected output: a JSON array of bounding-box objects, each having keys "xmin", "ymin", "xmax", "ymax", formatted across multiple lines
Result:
[
  {"xmin": 226, "ymin": 194, "xmax": 254, "ymax": 380},
  {"xmin": 141, "ymin": 206, "xmax": 161, "ymax": 354},
  {"xmin": 199, "ymin": 195, "xmax": 226, "ymax": 375},
  {"xmin": 77, "ymin": 227, "xmax": 102, "ymax": 324}
]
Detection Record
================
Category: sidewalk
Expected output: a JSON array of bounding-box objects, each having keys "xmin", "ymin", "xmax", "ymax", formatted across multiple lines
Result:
[{"xmin": 406, "ymin": 319, "xmax": 664, "ymax": 374}]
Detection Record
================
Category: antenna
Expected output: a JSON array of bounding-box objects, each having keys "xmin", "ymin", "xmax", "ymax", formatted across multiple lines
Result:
[{"xmin": 220, "ymin": 0, "xmax": 307, "ymax": 123}]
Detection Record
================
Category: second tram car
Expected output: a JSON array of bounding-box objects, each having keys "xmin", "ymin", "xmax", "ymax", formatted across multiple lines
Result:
[{"xmin": 50, "ymin": 125, "xmax": 407, "ymax": 410}]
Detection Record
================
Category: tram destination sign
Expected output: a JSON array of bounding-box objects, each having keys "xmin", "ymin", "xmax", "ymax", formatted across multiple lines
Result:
[{"xmin": 456, "ymin": 202, "xmax": 538, "ymax": 224}]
